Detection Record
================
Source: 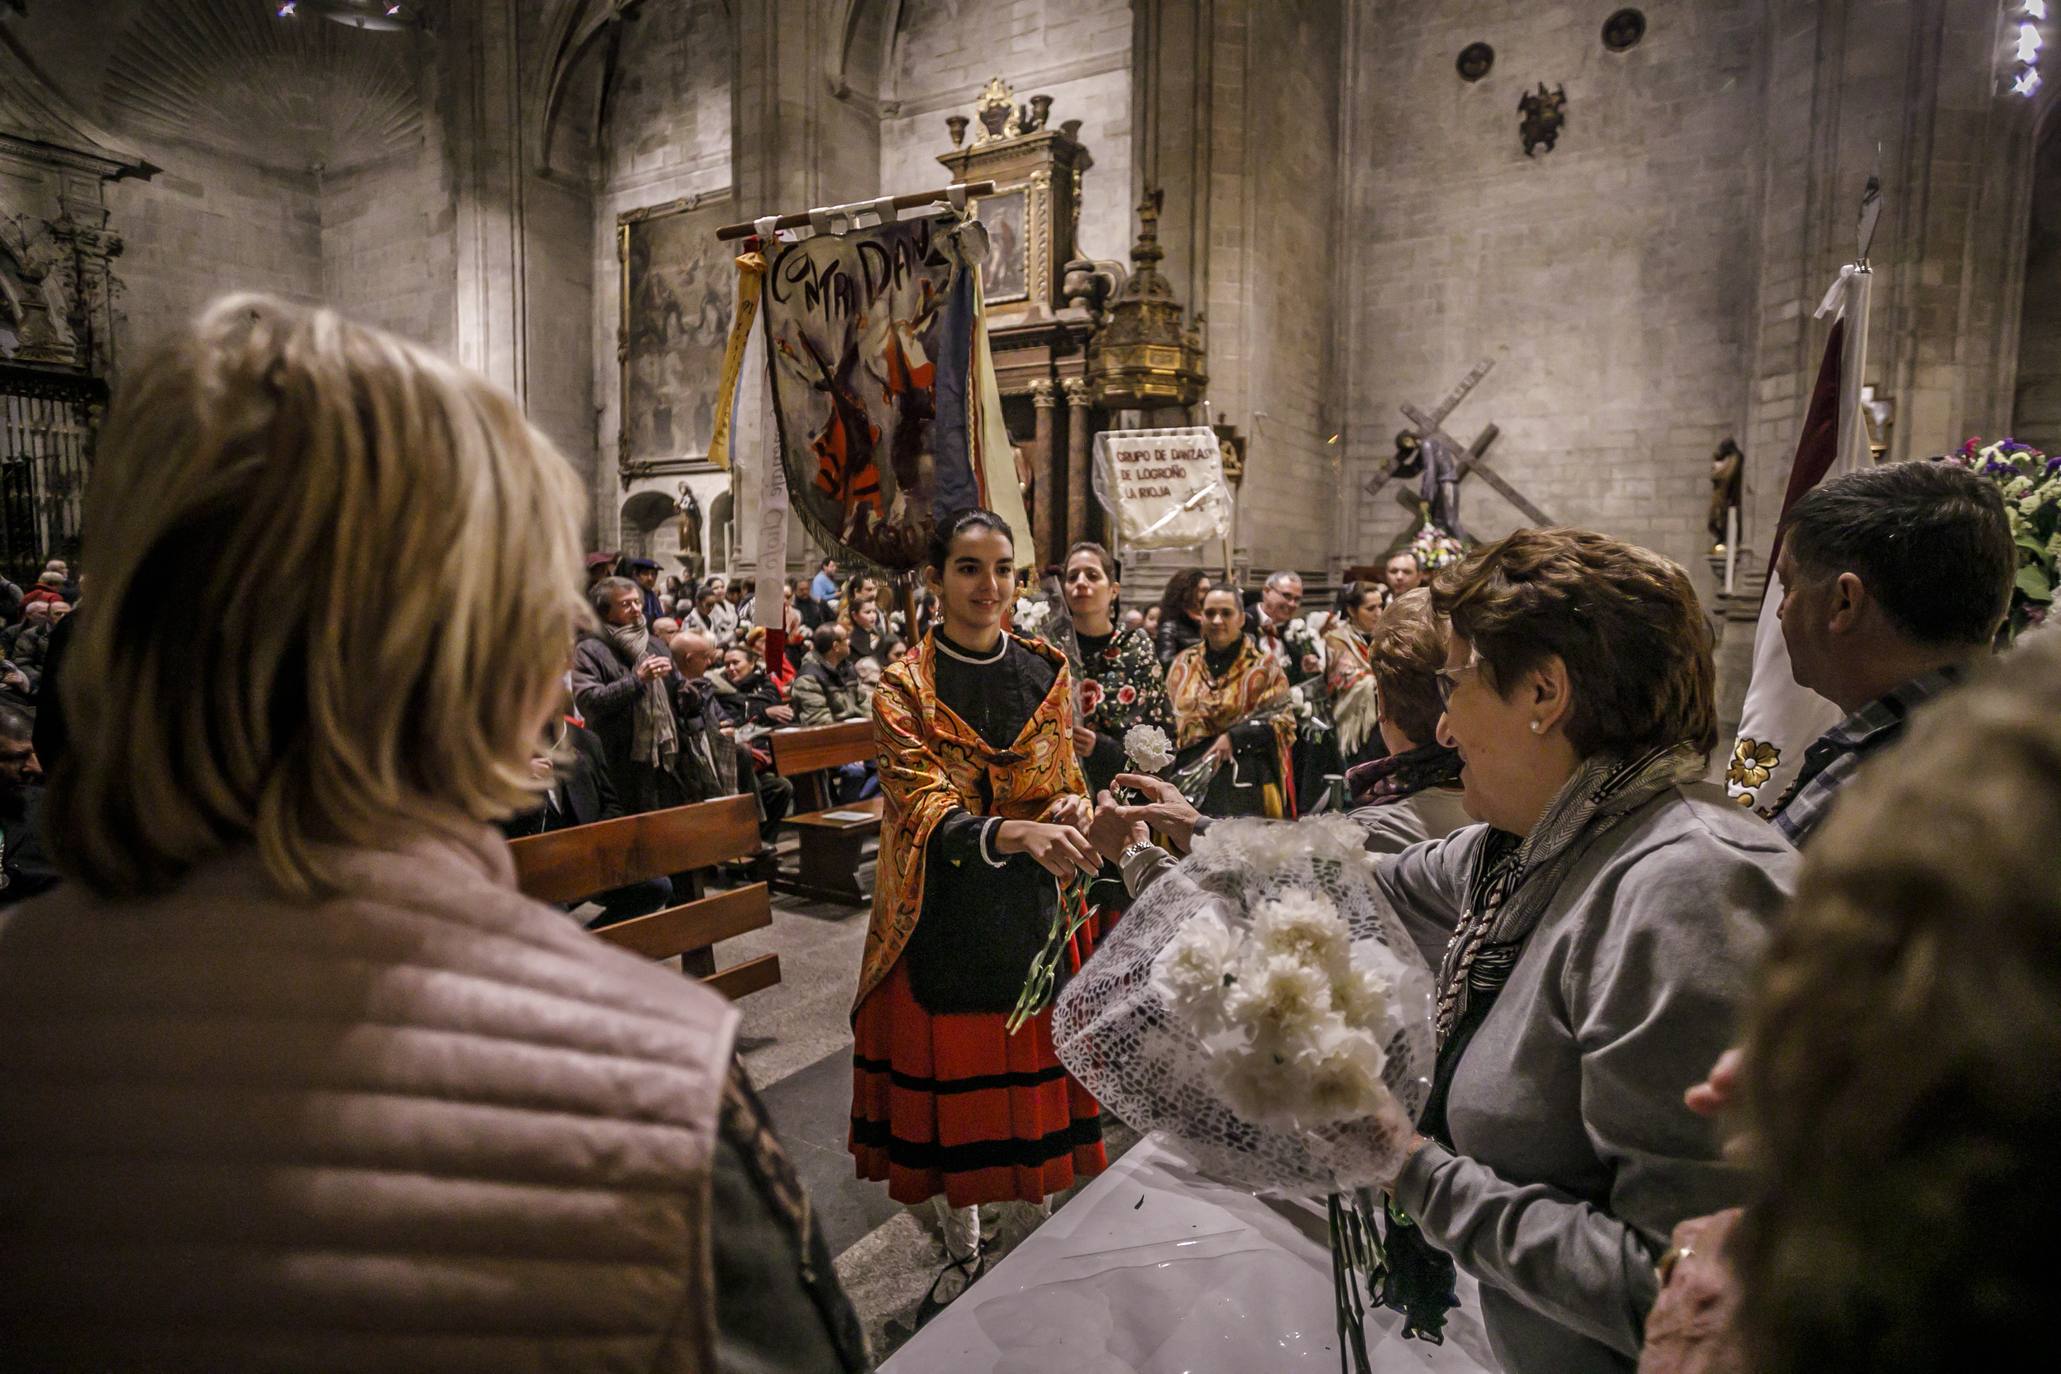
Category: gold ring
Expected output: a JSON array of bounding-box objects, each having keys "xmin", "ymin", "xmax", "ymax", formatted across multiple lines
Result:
[{"xmin": 1656, "ymin": 1243, "xmax": 1695, "ymax": 1287}]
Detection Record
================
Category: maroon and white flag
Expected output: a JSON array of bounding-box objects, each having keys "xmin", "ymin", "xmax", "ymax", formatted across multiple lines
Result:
[{"xmin": 1726, "ymin": 267, "xmax": 1872, "ymax": 815}]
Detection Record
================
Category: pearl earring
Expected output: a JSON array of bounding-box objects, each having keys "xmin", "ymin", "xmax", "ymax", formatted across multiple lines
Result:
[{"xmin": 1530, "ymin": 721, "xmax": 1543, "ymax": 734}]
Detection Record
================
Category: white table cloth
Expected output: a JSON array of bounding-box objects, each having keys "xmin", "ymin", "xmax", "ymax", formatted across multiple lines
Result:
[{"xmin": 882, "ymin": 1133, "xmax": 1502, "ymax": 1373}]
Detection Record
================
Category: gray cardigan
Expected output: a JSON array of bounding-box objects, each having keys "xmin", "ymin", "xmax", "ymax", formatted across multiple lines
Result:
[{"xmin": 1379, "ymin": 781, "xmax": 1797, "ymax": 1374}]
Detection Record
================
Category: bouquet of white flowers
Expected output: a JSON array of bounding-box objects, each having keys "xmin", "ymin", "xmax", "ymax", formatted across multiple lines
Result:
[
  {"xmin": 1289, "ymin": 682, "xmax": 1332, "ymax": 740},
  {"xmin": 1053, "ymin": 815, "xmax": 1436, "ymax": 1372}
]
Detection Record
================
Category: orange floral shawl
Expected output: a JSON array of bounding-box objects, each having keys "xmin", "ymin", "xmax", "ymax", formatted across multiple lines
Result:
[
  {"xmin": 858, "ymin": 630, "xmax": 1089, "ymax": 1011},
  {"xmin": 1164, "ymin": 637, "xmax": 1297, "ymax": 814}
]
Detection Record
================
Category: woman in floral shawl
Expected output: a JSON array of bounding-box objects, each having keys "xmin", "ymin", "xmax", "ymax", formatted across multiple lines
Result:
[
  {"xmin": 1324, "ymin": 579, "xmax": 1389, "ymax": 769},
  {"xmin": 1049, "ymin": 542, "xmax": 1173, "ymax": 795},
  {"xmin": 1165, "ymin": 585, "xmax": 1297, "ymax": 818},
  {"xmin": 849, "ymin": 509, "xmax": 1106, "ymax": 1292}
]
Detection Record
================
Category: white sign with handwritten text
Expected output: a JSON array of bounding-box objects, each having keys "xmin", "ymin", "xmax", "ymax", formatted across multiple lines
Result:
[{"xmin": 1090, "ymin": 428, "xmax": 1232, "ymax": 550}]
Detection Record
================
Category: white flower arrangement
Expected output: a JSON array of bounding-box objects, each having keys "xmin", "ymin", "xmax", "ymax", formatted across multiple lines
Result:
[
  {"xmin": 1287, "ymin": 683, "xmax": 1333, "ymax": 740},
  {"xmin": 1150, "ymin": 885, "xmax": 1395, "ymax": 1132},
  {"xmin": 1012, "ymin": 595, "xmax": 1052, "ymax": 635},
  {"xmin": 1123, "ymin": 722, "xmax": 1175, "ymax": 773},
  {"xmin": 1055, "ymin": 813, "xmax": 1438, "ymax": 1372},
  {"xmin": 1192, "ymin": 810, "xmax": 1377, "ymax": 877}
]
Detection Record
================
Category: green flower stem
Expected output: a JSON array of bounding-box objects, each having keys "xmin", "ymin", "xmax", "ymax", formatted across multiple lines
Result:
[{"xmin": 1005, "ymin": 873, "xmax": 1095, "ymax": 1035}]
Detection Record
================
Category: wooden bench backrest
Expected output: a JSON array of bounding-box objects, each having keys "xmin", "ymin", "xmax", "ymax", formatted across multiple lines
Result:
[
  {"xmin": 508, "ymin": 794, "xmax": 779, "ymax": 999},
  {"xmin": 768, "ymin": 719, "xmax": 874, "ymax": 777},
  {"xmin": 510, "ymin": 793, "xmax": 761, "ymax": 902}
]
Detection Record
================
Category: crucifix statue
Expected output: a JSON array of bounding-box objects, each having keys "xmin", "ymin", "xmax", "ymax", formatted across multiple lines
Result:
[{"xmin": 1365, "ymin": 358, "xmax": 1555, "ymax": 535}]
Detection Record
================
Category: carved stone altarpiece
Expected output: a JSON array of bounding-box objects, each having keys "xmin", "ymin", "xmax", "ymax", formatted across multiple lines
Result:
[{"xmin": 936, "ymin": 77, "xmax": 1100, "ymax": 567}]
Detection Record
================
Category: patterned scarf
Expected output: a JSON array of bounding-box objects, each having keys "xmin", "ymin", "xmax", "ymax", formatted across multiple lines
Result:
[
  {"xmin": 606, "ymin": 620, "xmax": 679, "ymax": 769},
  {"xmin": 1432, "ymin": 742, "xmax": 1705, "ymax": 1043},
  {"xmin": 1380, "ymin": 740, "xmax": 1706, "ymax": 1342},
  {"xmin": 1345, "ymin": 741, "xmax": 1462, "ymax": 807}
]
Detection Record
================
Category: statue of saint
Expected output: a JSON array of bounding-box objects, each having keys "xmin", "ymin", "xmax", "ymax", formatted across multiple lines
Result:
[
  {"xmin": 1709, "ymin": 439, "xmax": 1743, "ymax": 553},
  {"xmin": 676, "ymin": 485, "xmax": 706, "ymax": 582}
]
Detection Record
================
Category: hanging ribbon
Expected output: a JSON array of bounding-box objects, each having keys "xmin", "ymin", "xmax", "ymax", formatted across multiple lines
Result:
[{"xmin": 706, "ymin": 250, "xmax": 768, "ymax": 472}]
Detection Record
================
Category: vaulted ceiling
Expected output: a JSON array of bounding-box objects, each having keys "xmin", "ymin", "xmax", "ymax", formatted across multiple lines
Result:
[{"xmin": 99, "ymin": 0, "xmax": 428, "ymax": 174}]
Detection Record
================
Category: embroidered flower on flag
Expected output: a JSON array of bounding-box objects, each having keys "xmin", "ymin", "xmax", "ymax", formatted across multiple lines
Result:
[
  {"xmin": 1116, "ymin": 684, "xmax": 1137, "ymax": 706},
  {"xmin": 1727, "ymin": 738, "xmax": 1779, "ymax": 790},
  {"xmin": 1079, "ymin": 679, "xmax": 1105, "ymax": 714}
]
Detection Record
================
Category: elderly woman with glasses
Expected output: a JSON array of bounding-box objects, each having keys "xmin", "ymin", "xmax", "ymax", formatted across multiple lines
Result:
[
  {"xmin": 1091, "ymin": 528, "xmax": 1797, "ymax": 1374},
  {"xmin": 1364, "ymin": 527, "xmax": 1798, "ymax": 1374}
]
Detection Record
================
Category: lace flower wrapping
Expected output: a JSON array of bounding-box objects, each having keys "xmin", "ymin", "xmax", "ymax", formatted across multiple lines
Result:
[{"xmin": 1053, "ymin": 815, "xmax": 1436, "ymax": 1193}]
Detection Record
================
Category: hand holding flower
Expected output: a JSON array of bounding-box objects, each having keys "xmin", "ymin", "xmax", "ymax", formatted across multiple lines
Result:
[
  {"xmin": 996, "ymin": 818, "xmax": 1101, "ymax": 880},
  {"xmin": 1110, "ymin": 771, "xmax": 1205, "ymax": 852},
  {"xmin": 1087, "ymin": 790, "xmax": 1150, "ymax": 864}
]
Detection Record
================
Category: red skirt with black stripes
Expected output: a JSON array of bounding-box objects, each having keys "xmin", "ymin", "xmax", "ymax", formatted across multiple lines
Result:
[{"xmin": 849, "ymin": 958, "xmax": 1107, "ymax": 1207}]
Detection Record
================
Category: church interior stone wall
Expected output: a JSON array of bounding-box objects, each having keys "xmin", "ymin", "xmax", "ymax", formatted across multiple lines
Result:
[
  {"xmin": 5, "ymin": 0, "xmax": 2053, "ymax": 587},
  {"xmin": 874, "ymin": 0, "xmax": 1135, "ymax": 267},
  {"xmin": 1339, "ymin": 0, "xmax": 1765, "ymax": 579},
  {"xmin": 2015, "ymin": 119, "xmax": 2061, "ymax": 454}
]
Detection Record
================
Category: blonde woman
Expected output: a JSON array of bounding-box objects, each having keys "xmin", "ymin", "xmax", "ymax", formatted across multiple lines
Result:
[{"xmin": 0, "ymin": 297, "xmax": 864, "ymax": 1373}]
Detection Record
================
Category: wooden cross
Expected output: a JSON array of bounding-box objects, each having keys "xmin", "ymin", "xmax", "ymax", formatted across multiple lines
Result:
[{"xmin": 1363, "ymin": 359, "xmax": 1555, "ymax": 528}]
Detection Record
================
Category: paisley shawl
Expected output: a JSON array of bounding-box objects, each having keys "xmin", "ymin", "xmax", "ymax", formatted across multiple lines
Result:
[
  {"xmin": 1165, "ymin": 636, "xmax": 1297, "ymax": 812},
  {"xmin": 1323, "ymin": 622, "xmax": 1381, "ymax": 760},
  {"xmin": 858, "ymin": 630, "xmax": 1089, "ymax": 1011}
]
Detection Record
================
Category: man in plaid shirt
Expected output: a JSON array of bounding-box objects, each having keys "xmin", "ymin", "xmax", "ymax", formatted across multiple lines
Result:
[{"xmin": 1768, "ymin": 461, "xmax": 2014, "ymax": 847}]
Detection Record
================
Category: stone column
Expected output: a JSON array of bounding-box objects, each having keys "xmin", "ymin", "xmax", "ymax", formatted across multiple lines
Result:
[
  {"xmin": 1030, "ymin": 379, "xmax": 1059, "ymax": 566},
  {"xmin": 1064, "ymin": 377, "xmax": 1093, "ymax": 549},
  {"xmin": 444, "ymin": 0, "xmax": 527, "ymax": 401}
]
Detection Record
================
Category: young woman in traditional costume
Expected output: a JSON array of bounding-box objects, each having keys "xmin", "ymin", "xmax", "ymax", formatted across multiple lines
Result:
[
  {"xmin": 1164, "ymin": 585, "xmax": 1297, "ymax": 818},
  {"xmin": 1323, "ymin": 579, "xmax": 1390, "ymax": 769},
  {"xmin": 848, "ymin": 509, "xmax": 1106, "ymax": 1293},
  {"xmin": 1052, "ymin": 541, "xmax": 1173, "ymax": 795}
]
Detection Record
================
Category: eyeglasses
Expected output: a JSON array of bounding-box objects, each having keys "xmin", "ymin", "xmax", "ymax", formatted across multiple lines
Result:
[{"xmin": 1435, "ymin": 656, "xmax": 1482, "ymax": 707}]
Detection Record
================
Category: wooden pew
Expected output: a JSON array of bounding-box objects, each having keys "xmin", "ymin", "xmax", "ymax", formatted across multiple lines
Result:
[
  {"xmin": 768, "ymin": 720, "xmax": 881, "ymax": 904},
  {"xmin": 509, "ymin": 794, "xmax": 780, "ymax": 1000}
]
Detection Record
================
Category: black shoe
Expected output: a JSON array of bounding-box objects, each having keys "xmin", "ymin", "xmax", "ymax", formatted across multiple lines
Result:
[{"xmin": 913, "ymin": 1250, "xmax": 983, "ymax": 1330}]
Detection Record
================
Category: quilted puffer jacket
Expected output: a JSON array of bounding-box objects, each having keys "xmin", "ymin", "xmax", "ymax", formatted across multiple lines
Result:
[{"xmin": 0, "ymin": 828, "xmax": 863, "ymax": 1373}]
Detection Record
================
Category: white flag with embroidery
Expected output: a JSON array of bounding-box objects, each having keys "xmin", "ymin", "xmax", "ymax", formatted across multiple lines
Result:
[{"xmin": 1727, "ymin": 268, "xmax": 1871, "ymax": 816}]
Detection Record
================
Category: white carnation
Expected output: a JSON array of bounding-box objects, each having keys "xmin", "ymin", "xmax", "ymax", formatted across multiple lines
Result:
[
  {"xmin": 1301, "ymin": 1029, "xmax": 1390, "ymax": 1124},
  {"xmin": 1124, "ymin": 722, "xmax": 1175, "ymax": 773},
  {"xmin": 1334, "ymin": 963, "xmax": 1394, "ymax": 1032},
  {"xmin": 1213, "ymin": 1047, "xmax": 1308, "ymax": 1129},
  {"xmin": 1248, "ymin": 889, "xmax": 1351, "ymax": 980},
  {"xmin": 1150, "ymin": 911, "xmax": 1238, "ymax": 1030},
  {"xmin": 1222, "ymin": 951, "xmax": 1335, "ymax": 1049}
]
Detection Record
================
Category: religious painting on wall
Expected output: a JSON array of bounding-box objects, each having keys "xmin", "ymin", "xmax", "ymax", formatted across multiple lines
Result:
[
  {"xmin": 619, "ymin": 193, "xmax": 735, "ymax": 467},
  {"xmin": 760, "ymin": 212, "xmax": 1019, "ymax": 570},
  {"xmin": 975, "ymin": 187, "xmax": 1028, "ymax": 303}
]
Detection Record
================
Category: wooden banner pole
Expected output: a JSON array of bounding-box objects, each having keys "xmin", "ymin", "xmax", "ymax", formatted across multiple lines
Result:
[{"xmin": 716, "ymin": 181, "xmax": 997, "ymax": 242}]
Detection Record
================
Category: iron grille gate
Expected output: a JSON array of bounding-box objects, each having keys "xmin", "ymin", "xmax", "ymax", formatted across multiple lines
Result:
[{"xmin": 0, "ymin": 362, "xmax": 104, "ymax": 586}]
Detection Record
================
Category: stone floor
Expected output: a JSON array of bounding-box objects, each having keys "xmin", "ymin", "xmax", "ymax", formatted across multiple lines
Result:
[{"xmin": 715, "ymin": 863, "xmax": 1137, "ymax": 1364}]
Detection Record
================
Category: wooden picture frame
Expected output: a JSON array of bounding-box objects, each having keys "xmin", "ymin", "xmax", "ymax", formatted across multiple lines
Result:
[
  {"xmin": 973, "ymin": 186, "xmax": 1029, "ymax": 304},
  {"xmin": 617, "ymin": 190, "xmax": 735, "ymax": 478}
]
